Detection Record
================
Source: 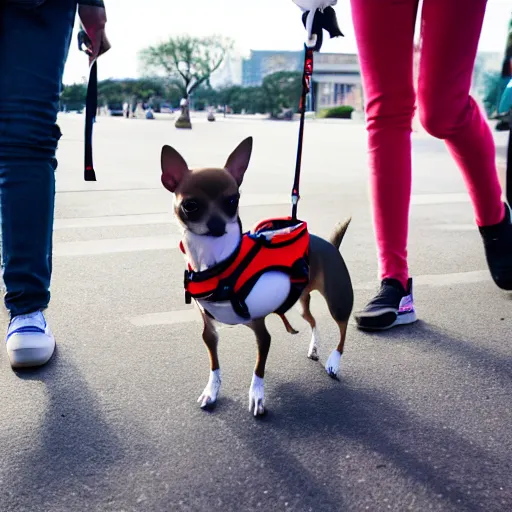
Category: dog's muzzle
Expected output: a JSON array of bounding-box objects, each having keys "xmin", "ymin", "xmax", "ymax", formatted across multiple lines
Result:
[{"xmin": 206, "ymin": 216, "xmax": 226, "ymax": 237}]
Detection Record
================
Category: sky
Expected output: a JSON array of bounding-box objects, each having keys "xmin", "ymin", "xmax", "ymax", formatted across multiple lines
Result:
[{"xmin": 63, "ymin": 0, "xmax": 511, "ymax": 85}]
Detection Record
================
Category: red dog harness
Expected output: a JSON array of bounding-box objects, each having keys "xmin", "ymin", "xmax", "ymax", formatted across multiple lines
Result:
[{"xmin": 181, "ymin": 218, "xmax": 310, "ymax": 321}]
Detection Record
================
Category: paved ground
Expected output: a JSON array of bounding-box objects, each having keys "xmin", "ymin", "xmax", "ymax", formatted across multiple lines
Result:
[{"xmin": 0, "ymin": 113, "xmax": 511, "ymax": 512}]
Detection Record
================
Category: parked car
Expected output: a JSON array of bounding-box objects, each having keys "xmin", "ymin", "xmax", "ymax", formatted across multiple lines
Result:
[
  {"xmin": 108, "ymin": 102, "xmax": 124, "ymax": 116},
  {"xmin": 160, "ymin": 103, "xmax": 174, "ymax": 114}
]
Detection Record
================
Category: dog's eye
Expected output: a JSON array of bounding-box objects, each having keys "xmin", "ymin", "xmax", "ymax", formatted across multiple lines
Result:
[
  {"xmin": 223, "ymin": 195, "xmax": 240, "ymax": 217},
  {"xmin": 180, "ymin": 199, "xmax": 203, "ymax": 221},
  {"xmin": 181, "ymin": 200, "xmax": 200, "ymax": 214}
]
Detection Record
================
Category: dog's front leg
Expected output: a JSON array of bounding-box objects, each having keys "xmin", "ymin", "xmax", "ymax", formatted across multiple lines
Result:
[
  {"xmin": 248, "ymin": 318, "xmax": 271, "ymax": 417},
  {"xmin": 198, "ymin": 311, "xmax": 221, "ymax": 409}
]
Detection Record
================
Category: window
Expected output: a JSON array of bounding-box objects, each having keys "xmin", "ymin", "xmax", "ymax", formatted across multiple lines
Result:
[{"xmin": 334, "ymin": 84, "xmax": 354, "ymax": 105}]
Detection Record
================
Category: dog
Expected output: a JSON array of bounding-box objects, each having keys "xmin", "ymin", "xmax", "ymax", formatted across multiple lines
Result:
[{"xmin": 161, "ymin": 136, "xmax": 354, "ymax": 416}]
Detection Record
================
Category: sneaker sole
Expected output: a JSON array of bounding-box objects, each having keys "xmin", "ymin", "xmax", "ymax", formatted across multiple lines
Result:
[
  {"xmin": 7, "ymin": 343, "xmax": 55, "ymax": 369},
  {"xmin": 356, "ymin": 310, "xmax": 418, "ymax": 331}
]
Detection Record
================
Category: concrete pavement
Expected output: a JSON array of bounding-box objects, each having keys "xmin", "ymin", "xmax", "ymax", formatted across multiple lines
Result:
[{"xmin": 0, "ymin": 113, "xmax": 511, "ymax": 512}]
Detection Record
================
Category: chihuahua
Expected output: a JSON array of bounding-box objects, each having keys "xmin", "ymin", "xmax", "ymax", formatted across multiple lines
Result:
[{"xmin": 161, "ymin": 136, "xmax": 354, "ymax": 416}]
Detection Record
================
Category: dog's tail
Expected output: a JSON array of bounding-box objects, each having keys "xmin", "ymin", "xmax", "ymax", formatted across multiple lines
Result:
[{"xmin": 329, "ymin": 217, "xmax": 352, "ymax": 250}]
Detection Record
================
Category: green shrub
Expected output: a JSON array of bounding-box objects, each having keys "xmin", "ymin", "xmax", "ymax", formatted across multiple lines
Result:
[{"xmin": 322, "ymin": 105, "xmax": 354, "ymax": 119}]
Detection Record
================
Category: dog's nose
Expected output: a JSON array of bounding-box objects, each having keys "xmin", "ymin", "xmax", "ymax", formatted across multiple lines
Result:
[{"xmin": 206, "ymin": 216, "xmax": 226, "ymax": 237}]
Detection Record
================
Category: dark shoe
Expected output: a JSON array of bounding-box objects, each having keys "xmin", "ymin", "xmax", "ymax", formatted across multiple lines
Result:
[
  {"xmin": 479, "ymin": 203, "xmax": 512, "ymax": 290},
  {"xmin": 355, "ymin": 278, "xmax": 417, "ymax": 331},
  {"xmin": 495, "ymin": 119, "xmax": 510, "ymax": 132}
]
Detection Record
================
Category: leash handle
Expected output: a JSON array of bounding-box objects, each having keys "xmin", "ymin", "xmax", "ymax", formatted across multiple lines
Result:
[{"xmin": 291, "ymin": 45, "xmax": 314, "ymax": 220}]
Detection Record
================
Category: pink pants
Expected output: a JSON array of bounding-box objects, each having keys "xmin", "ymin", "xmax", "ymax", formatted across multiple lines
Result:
[{"xmin": 350, "ymin": 0, "xmax": 504, "ymax": 288}]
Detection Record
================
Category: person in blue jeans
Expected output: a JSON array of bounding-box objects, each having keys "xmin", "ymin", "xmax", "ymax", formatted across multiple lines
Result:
[{"xmin": 0, "ymin": 0, "xmax": 110, "ymax": 368}]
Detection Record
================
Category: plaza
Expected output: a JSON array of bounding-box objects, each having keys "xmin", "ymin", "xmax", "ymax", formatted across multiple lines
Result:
[{"xmin": 0, "ymin": 113, "xmax": 510, "ymax": 511}]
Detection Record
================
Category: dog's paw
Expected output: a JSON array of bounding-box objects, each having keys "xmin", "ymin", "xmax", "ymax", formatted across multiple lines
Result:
[
  {"xmin": 307, "ymin": 328, "xmax": 319, "ymax": 361},
  {"xmin": 248, "ymin": 374, "xmax": 265, "ymax": 417},
  {"xmin": 325, "ymin": 350, "xmax": 341, "ymax": 379},
  {"xmin": 198, "ymin": 369, "xmax": 221, "ymax": 409}
]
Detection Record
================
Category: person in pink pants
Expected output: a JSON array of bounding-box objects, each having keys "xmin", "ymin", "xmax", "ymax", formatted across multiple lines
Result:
[{"xmin": 352, "ymin": 0, "xmax": 512, "ymax": 330}]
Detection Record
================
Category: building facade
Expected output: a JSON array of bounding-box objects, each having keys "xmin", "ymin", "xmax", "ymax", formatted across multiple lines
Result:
[
  {"xmin": 311, "ymin": 52, "xmax": 363, "ymax": 111},
  {"xmin": 242, "ymin": 50, "xmax": 304, "ymax": 87},
  {"xmin": 210, "ymin": 53, "xmax": 243, "ymax": 88},
  {"xmin": 241, "ymin": 49, "xmax": 363, "ymax": 111}
]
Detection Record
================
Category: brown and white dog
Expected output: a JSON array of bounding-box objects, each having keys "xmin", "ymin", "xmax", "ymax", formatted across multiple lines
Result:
[{"xmin": 161, "ymin": 137, "xmax": 354, "ymax": 416}]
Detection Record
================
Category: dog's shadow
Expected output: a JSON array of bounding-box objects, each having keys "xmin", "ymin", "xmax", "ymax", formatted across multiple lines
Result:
[{"xmin": 220, "ymin": 320, "xmax": 512, "ymax": 511}]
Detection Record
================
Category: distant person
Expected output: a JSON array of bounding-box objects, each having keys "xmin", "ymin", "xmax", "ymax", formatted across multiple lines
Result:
[
  {"xmin": 0, "ymin": 0, "xmax": 110, "ymax": 368},
  {"xmin": 350, "ymin": 0, "xmax": 512, "ymax": 330}
]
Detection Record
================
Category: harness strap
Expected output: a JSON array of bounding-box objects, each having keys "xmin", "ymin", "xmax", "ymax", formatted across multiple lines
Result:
[
  {"xmin": 208, "ymin": 238, "xmax": 263, "ymax": 319},
  {"xmin": 183, "ymin": 236, "xmax": 263, "ymax": 319},
  {"xmin": 275, "ymin": 258, "xmax": 310, "ymax": 315}
]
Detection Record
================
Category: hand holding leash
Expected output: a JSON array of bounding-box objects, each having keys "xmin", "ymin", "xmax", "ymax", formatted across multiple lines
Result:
[{"xmin": 78, "ymin": 3, "xmax": 111, "ymax": 64}]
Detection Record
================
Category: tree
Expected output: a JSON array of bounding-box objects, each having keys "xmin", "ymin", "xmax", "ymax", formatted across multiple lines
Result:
[
  {"xmin": 60, "ymin": 83, "xmax": 87, "ymax": 111},
  {"xmin": 218, "ymin": 85, "xmax": 268, "ymax": 115},
  {"xmin": 97, "ymin": 79, "xmax": 125, "ymax": 107},
  {"xmin": 62, "ymin": 77, "xmax": 185, "ymax": 118},
  {"xmin": 191, "ymin": 84, "xmax": 219, "ymax": 111},
  {"xmin": 140, "ymin": 35, "xmax": 233, "ymax": 128},
  {"xmin": 262, "ymin": 71, "xmax": 302, "ymax": 118}
]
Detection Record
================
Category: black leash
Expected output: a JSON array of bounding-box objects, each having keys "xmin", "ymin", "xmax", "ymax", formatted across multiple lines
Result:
[
  {"xmin": 84, "ymin": 60, "xmax": 98, "ymax": 181},
  {"xmin": 291, "ymin": 45, "xmax": 314, "ymax": 220},
  {"xmin": 291, "ymin": 4, "xmax": 343, "ymax": 220},
  {"xmin": 78, "ymin": 28, "xmax": 98, "ymax": 181}
]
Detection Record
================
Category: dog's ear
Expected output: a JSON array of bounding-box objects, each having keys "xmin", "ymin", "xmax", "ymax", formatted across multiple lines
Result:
[
  {"xmin": 161, "ymin": 145, "xmax": 190, "ymax": 192},
  {"xmin": 224, "ymin": 137, "xmax": 253, "ymax": 186}
]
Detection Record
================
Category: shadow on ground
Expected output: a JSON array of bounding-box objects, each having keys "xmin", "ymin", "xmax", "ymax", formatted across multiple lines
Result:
[
  {"xmin": 220, "ymin": 321, "xmax": 512, "ymax": 511},
  {"xmin": 1, "ymin": 349, "xmax": 126, "ymax": 511}
]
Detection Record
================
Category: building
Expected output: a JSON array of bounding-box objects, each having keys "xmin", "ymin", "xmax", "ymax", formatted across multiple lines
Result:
[
  {"xmin": 242, "ymin": 50, "xmax": 303, "ymax": 87},
  {"xmin": 210, "ymin": 53, "xmax": 243, "ymax": 88},
  {"xmin": 241, "ymin": 49, "xmax": 363, "ymax": 111},
  {"xmin": 311, "ymin": 52, "xmax": 363, "ymax": 111}
]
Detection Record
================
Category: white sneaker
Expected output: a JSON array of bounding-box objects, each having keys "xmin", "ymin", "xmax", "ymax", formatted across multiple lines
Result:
[{"xmin": 6, "ymin": 311, "xmax": 55, "ymax": 368}]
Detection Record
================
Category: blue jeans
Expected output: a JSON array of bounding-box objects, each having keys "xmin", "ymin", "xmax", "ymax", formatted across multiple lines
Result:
[{"xmin": 0, "ymin": 0, "xmax": 77, "ymax": 317}]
